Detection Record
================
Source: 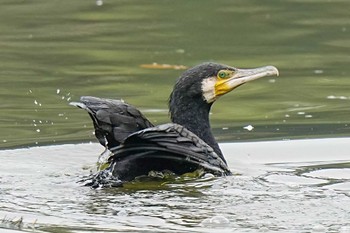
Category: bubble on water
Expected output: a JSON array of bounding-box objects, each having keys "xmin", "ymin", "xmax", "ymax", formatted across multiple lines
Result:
[
  {"xmin": 3, "ymin": 140, "xmax": 7, "ymax": 143},
  {"xmin": 268, "ymin": 78, "xmax": 276, "ymax": 83},
  {"xmin": 305, "ymin": 115, "xmax": 313, "ymax": 118},
  {"xmin": 201, "ymin": 215, "xmax": 230, "ymax": 227},
  {"xmin": 222, "ymin": 127, "xmax": 229, "ymax": 130},
  {"xmin": 259, "ymin": 226, "xmax": 269, "ymax": 232},
  {"xmin": 36, "ymin": 129, "xmax": 41, "ymax": 133},
  {"xmin": 29, "ymin": 89, "xmax": 33, "ymax": 93},
  {"xmin": 56, "ymin": 89, "xmax": 60, "ymax": 94},
  {"xmin": 285, "ymin": 114, "xmax": 290, "ymax": 118},
  {"xmin": 312, "ymin": 224, "xmax": 327, "ymax": 232},
  {"xmin": 34, "ymin": 100, "xmax": 38, "ymax": 105},
  {"xmin": 116, "ymin": 209, "xmax": 128, "ymax": 216},
  {"xmin": 297, "ymin": 112, "xmax": 305, "ymax": 115}
]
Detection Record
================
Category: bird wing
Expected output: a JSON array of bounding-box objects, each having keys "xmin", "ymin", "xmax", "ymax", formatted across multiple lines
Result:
[
  {"xmin": 104, "ymin": 123, "xmax": 231, "ymax": 182},
  {"xmin": 70, "ymin": 96, "xmax": 154, "ymax": 149}
]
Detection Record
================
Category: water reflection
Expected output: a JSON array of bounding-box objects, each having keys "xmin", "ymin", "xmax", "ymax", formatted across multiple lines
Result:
[{"xmin": 0, "ymin": 0, "xmax": 350, "ymax": 148}]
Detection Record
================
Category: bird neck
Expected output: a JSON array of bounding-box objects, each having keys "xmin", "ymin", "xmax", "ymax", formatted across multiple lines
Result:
[{"xmin": 169, "ymin": 97, "xmax": 224, "ymax": 160}]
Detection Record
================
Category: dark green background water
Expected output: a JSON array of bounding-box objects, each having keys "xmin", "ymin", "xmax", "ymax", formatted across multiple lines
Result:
[{"xmin": 1, "ymin": 0, "xmax": 349, "ymax": 148}]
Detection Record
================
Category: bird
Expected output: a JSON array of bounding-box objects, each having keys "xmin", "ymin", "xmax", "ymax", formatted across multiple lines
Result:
[{"xmin": 71, "ymin": 62, "xmax": 279, "ymax": 188}]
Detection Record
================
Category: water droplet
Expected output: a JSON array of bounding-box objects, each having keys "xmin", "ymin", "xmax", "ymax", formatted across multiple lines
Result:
[
  {"xmin": 176, "ymin": 49, "xmax": 185, "ymax": 54},
  {"xmin": 96, "ymin": 0, "xmax": 103, "ymax": 6},
  {"xmin": 313, "ymin": 70, "xmax": 324, "ymax": 74},
  {"xmin": 243, "ymin": 125, "xmax": 254, "ymax": 131}
]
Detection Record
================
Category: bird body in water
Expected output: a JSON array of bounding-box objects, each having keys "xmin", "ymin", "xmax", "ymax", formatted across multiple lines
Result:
[{"xmin": 71, "ymin": 62, "xmax": 278, "ymax": 187}]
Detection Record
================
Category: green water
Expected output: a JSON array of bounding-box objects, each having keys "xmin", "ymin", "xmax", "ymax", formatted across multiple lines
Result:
[{"xmin": 1, "ymin": 0, "xmax": 349, "ymax": 148}]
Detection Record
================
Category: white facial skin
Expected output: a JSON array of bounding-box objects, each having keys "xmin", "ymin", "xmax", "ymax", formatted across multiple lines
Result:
[
  {"xmin": 201, "ymin": 66, "xmax": 279, "ymax": 103},
  {"xmin": 201, "ymin": 77, "xmax": 217, "ymax": 103}
]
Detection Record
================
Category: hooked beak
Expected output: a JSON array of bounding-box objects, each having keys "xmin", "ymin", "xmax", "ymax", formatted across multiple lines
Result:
[{"xmin": 215, "ymin": 65, "xmax": 279, "ymax": 97}]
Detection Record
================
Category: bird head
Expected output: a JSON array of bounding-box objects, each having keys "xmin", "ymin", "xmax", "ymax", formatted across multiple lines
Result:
[
  {"xmin": 168, "ymin": 62, "xmax": 279, "ymax": 155},
  {"xmin": 170, "ymin": 62, "xmax": 279, "ymax": 105}
]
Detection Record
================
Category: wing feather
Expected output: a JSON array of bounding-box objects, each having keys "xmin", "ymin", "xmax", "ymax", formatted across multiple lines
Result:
[
  {"xmin": 70, "ymin": 96, "xmax": 153, "ymax": 148},
  {"xmin": 103, "ymin": 123, "xmax": 231, "ymax": 182}
]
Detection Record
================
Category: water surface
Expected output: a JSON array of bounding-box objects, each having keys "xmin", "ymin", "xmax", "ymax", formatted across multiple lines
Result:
[{"xmin": 1, "ymin": 140, "xmax": 350, "ymax": 232}]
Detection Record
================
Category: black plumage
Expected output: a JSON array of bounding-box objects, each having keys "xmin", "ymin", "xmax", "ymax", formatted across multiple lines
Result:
[
  {"xmin": 71, "ymin": 62, "xmax": 278, "ymax": 187},
  {"xmin": 72, "ymin": 96, "xmax": 153, "ymax": 148}
]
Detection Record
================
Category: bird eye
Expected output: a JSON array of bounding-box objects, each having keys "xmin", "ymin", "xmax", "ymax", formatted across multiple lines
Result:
[{"xmin": 218, "ymin": 70, "xmax": 229, "ymax": 79}]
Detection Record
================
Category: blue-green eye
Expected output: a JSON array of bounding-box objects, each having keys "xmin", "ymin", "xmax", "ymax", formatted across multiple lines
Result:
[{"xmin": 218, "ymin": 70, "xmax": 229, "ymax": 79}]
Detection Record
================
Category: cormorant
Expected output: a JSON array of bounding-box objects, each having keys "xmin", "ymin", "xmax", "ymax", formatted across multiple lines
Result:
[{"xmin": 71, "ymin": 62, "xmax": 278, "ymax": 187}]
